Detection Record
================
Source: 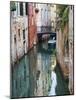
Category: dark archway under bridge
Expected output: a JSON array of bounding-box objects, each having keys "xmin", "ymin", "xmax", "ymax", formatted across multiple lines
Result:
[{"xmin": 37, "ymin": 26, "xmax": 56, "ymax": 41}]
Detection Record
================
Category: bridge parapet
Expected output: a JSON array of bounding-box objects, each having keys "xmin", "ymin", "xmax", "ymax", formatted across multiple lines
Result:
[{"xmin": 37, "ymin": 26, "xmax": 51, "ymax": 34}]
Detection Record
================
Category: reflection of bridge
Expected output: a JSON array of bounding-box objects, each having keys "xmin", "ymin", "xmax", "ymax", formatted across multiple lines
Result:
[{"xmin": 37, "ymin": 26, "xmax": 56, "ymax": 41}]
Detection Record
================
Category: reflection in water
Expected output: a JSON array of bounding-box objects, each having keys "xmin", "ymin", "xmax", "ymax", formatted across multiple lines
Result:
[
  {"xmin": 11, "ymin": 41, "xmax": 69, "ymax": 98},
  {"xmin": 48, "ymin": 71, "xmax": 57, "ymax": 96}
]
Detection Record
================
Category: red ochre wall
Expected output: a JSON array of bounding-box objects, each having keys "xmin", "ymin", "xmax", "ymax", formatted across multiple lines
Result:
[{"xmin": 28, "ymin": 3, "xmax": 37, "ymax": 50}]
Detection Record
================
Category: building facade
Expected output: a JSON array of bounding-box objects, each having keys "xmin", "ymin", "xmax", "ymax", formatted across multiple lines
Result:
[
  {"xmin": 68, "ymin": 6, "xmax": 74, "ymax": 94},
  {"xmin": 28, "ymin": 3, "xmax": 37, "ymax": 50},
  {"xmin": 11, "ymin": 2, "xmax": 38, "ymax": 64},
  {"xmin": 56, "ymin": 5, "xmax": 74, "ymax": 94},
  {"xmin": 11, "ymin": 2, "xmax": 29, "ymax": 64},
  {"xmin": 36, "ymin": 4, "xmax": 48, "ymax": 27},
  {"xmin": 50, "ymin": 5, "xmax": 56, "ymax": 32}
]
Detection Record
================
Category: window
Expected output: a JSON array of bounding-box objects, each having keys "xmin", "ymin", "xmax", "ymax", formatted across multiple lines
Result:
[
  {"xmin": 14, "ymin": 35, "xmax": 16, "ymax": 43},
  {"xmin": 32, "ymin": 3, "xmax": 36, "ymax": 7},
  {"xmin": 34, "ymin": 3, "xmax": 36, "ymax": 7},
  {"xmin": 25, "ymin": 3, "xmax": 28, "ymax": 15},
  {"xmin": 47, "ymin": 4, "xmax": 49, "ymax": 7},
  {"xmin": 51, "ymin": 4, "xmax": 54, "ymax": 7},
  {"xmin": 32, "ymin": 17, "xmax": 34, "ymax": 25},
  {"xmin": 18, "ymin": 29, "xmax": 20, "ymax": 39},
  {"xmin": 51, "ymin": 21, "xmax": 54, "ymax": 27},
  {"xmin": 20, "ymin": 2, "xmax": 23, "ymax": 16},
  {"xmin": 71, "ymin": 5, "xmax": 72, "ymax": 10},
  {"xmin": 23, "ymin": 29, "xmax": 25, "ymax": 40}
]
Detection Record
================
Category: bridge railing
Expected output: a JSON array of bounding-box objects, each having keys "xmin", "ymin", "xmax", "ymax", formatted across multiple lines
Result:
[{"xmin": 37, "ymin": 26, "xmax": 51, "ymax": 33}]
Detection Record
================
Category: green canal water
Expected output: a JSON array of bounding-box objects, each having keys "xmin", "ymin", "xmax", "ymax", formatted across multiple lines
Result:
[{"xmin": 11, "ymin": 41, "xmax": 70, "ymax": 98}]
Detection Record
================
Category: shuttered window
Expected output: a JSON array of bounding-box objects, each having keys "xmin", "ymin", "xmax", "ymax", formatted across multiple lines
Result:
[
  {"xmin": 26, "ymin": 3, "xmax": 28, "ymax": 15},
  {"xmin": 20, "ymin": 2, "xmax": 23, "ymax": 16},
  {"xmin": 23, "ymin": 29, "xmax": 25, "ymax": 40}
]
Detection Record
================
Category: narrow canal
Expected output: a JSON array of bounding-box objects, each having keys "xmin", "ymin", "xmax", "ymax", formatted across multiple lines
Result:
[{"xmin": 11, "ymin": 40, "xmax": 70, "ymax": 98}]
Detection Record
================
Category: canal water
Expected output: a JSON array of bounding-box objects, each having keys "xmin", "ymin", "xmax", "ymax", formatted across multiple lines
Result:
[{"xmin": 11, "ymin": 41, "xmax": 70, "ymax": 98}]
